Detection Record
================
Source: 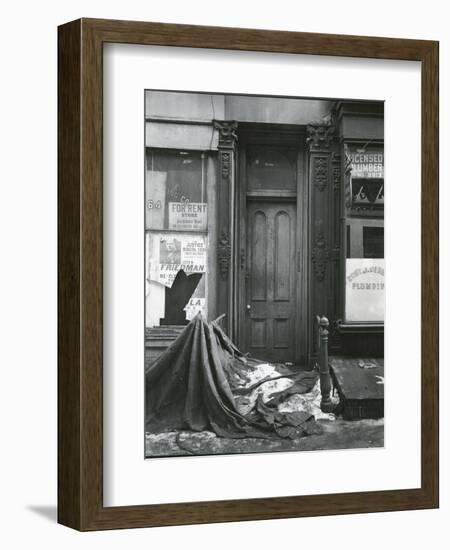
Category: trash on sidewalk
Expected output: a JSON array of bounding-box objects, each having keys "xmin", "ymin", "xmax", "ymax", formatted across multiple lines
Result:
[{"xmin": 145, "ymin": 314, "xmax": 329, "ymax": 440}]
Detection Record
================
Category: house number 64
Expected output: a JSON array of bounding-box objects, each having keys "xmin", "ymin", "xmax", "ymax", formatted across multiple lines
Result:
[{"xmin": 147, "ymin": 200, "xmax": 162, "ymax": 209}]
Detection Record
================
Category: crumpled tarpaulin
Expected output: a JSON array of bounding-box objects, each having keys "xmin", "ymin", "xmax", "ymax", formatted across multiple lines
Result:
[{"xmin": 145, "ymin": 314, "xmax": 320, "ymax": 439}]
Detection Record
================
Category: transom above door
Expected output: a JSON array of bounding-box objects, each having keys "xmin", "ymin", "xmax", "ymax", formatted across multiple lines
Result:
[{"xmin": 246, "ymin": 146, "xmax": 298, "ymax": 193}]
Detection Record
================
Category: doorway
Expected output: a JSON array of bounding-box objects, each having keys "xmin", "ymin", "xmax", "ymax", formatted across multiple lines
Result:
[{"xmin": 237, "ymin": 129, "xmax": 307, "ymax": 365}]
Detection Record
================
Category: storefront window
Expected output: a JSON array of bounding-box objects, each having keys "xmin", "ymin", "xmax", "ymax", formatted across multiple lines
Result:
[
  {"xmin": 344, "ymin": 144, "xmax": 384, "ymax": 323},
  {"xmin": 363, "ymin": 226, "xmax": 384, "ymax": 259},
  {"xmin": 145, "ymin": 149, "xmax": 208, "ymax": 328}
]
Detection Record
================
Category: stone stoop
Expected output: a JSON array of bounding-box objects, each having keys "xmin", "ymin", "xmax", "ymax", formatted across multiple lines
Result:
[{"xmin": 329, "ymin": 357, "xmax": 384, "ymax": 420}]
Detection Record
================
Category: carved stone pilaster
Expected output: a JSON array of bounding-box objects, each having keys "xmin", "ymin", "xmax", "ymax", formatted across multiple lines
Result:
[
  {"xmin": 313, "ymin": 157, "xmax": 328, "ymax": 192},
  {"xmin": 306, "ymin": 123, "xmax": 335, "ymax": 151},
  {"xmin": 332, "ymin": 153, "xmax": 341, "ymax": 192},
  {"xmin": 220, "ymin": 151, "xmax": 231, "ymax": 180},
  {"xmin": 217, "ymin": 230, "xmax": 231, "ymax": 280},
  {"xmin": 214, "ymin": 121, "xmax": 238, "ymax": 331},
  {"xmin": 307, "ymin": 120, "xmax": 341, "ymax": 360},
  {"xmin": 312, "ymin": 221, "xmax": 329, "ymax": 282}
]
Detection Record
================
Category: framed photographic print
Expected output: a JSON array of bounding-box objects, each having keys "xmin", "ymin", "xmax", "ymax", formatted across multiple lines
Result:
[{"xmin": 58, "ymin": 18, "xmax": 439, "ymax": 530}]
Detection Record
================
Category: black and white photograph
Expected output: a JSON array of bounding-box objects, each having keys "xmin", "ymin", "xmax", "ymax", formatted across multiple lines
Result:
[
  {"xmin": 0, "ymin": 0, "xmax": 444, "ymax": 540},
  {"xmin": 144, "ymin": 90, "xmax": 384, "ymax": 458}
]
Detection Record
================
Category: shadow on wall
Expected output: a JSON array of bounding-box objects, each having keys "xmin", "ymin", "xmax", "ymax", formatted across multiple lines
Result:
[{"xmin": 27, "ymin": 505, "xmax": 57, "ymax": 523}]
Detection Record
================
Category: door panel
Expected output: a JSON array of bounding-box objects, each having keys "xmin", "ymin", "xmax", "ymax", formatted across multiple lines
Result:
[
  {"xmin": 251, "ymin": 211, "xmax": 267, "ymax": 301},
  {"xmin": 274, "ymin": 211, "xmax": 291, "ymax": 301},
  {"xmin": 245, "ymin": 201, "xmax": 297, "ymax": 362}
]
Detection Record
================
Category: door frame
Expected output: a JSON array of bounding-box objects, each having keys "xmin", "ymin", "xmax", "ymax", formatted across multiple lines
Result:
[{"xmin": 234, "ymin": 123, "xmax": 309, "ymax": 365}]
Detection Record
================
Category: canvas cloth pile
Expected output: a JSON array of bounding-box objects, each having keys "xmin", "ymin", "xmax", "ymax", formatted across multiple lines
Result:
[{"xmin": 145, "ymin": 314, "xmax": 327, "ymax": 440}]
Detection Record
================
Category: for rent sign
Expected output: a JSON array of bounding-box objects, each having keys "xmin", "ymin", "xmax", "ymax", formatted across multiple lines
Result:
[{"xmin": 168, "ymin": 202, "xmax": 207, "ymax": 231}]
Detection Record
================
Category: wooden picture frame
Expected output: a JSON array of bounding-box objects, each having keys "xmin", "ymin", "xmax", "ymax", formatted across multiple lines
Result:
[{"xmin": 58, "ymin": 18, "xmax": 439, "ymax": 531}]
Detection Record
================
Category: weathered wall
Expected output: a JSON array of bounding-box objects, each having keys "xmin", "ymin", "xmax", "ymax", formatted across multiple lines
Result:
[
  {"xmin": 146, "ymin": 91, "xmax": 333, "ymax": 125},
  {"xmin": 145, "ymin": 91, "xmax": 225, "ymax": 121},
  {"xmin": 337, "ymin": 101, "xmax": 384, "ymax": 141},
  {"xmin": 225, "ymin": 95, "xmax": 333, "ymax": 125}
]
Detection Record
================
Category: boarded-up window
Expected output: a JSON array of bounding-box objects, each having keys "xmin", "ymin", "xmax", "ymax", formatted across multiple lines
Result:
[{"xmin": 145, "ymin": 150, "xmax": 208, "ymax": 327}]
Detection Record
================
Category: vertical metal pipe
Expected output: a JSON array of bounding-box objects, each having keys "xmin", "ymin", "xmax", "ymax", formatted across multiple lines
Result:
[{"xmin": 319, "ymin": 316, "xmax": 333, "ymax": 412}]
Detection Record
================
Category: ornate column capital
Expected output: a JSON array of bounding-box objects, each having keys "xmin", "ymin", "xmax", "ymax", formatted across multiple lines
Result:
[
  {"xmin": 306, "ymin": 123, "xmax": 335, "ymax": 152},
  {"xmin": 214, "ymin": 120, "xmax": 238, "ymax": 149}
]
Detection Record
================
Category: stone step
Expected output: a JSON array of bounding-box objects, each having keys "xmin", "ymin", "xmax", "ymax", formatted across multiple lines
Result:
[{"xmin": 329, "ymin": 357, "xmax": 384, "ymax": 420}]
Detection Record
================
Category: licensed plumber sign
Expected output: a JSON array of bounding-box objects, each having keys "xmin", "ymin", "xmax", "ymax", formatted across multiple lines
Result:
[
  {"xmin": 346, "ymin": 259, "xmax": 385, "ymax": 322},
  {"xmin": 348, "ymin": 149, "xmax": 384, "ymax": 179},
  {"xmin": 169, "ymin": 202, "xmax": 207, "ymax": 231}
]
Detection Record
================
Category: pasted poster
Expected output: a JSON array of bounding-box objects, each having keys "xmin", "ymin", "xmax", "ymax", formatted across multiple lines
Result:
[
  {"xmin": 345, "ymin": 259, "xmax": 385, "ymax": 322},
  {"xmin": 183, "ymin": 276, "xmax": 207, "ymax": 321},
  {"xmin": 147, "ymin": 232, "xmax": 207, "ymax": 288},
  {"xmin": 168, "ymin": 202, "xmax": 207, "ymax": 231}
]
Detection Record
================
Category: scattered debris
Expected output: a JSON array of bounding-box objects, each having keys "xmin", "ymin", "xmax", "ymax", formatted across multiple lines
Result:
[
  {"xmin": 278, "ymin": 380, "xmax": 337, "ymax": 421},
  {"xmin": 358, "ymin": 360, "xmax": 378, "ymax": 369},
  {"xmin": 145, "ymin": 315, "xmax": 327, "ymax": 441}
]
